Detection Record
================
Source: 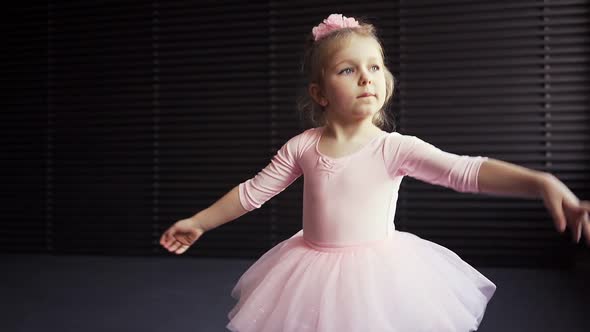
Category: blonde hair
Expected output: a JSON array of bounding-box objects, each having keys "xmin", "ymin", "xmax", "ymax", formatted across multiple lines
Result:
[{"xmin": 297, "ymin": 18, "xmax": 396, "ymax": 130}]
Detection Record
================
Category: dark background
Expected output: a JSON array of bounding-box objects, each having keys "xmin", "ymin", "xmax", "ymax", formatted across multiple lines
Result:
[
  {"xmin": 2, "ymin": 1, "xmax": 590, "ymax": 331},
  {"xmin": 3, "ymin": 0, "xmax": 590, "ymax": 273}
]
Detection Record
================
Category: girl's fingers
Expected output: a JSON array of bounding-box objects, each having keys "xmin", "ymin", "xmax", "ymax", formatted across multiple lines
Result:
[
  {"xmin": 159, "ymin": 227, "xmax": 196, "ymax": 254},
  {"xmin": 566, "ymin": 211, "xmax": 584, "ymax": 243},
  {"xmin": 573, "ymin": 201, "xmax": 590, "ymax": 243},
  {"xmin": 583, "ymin": 213, "xmax": 590, "ymax": 247},
  {"xmin": 183, "ymin": 233, "xmax": 195, "ymax": 245},
  {"xmin": 575, "ymin": 217, "xmax": 582, "ymax": 243},
  {"xmin": 174, "ymin": 233, "xmax": 191, "ymax": 246},
  {"xmin": 168, "ymin": 241, "xmax": 182, "ymax": 253},
  {"xmin": 159, "ymin": 221, "xmax": 203, "ymax": 254},
  {"xmin": 547, "ymin": 198, "xmax": 566, "ymax": 233},
  {"xmin": 175, "ymin": 244, "xmax": 190, "ymax": 255},
  {"xmin": 160, "ymin": 231, "xmax": 170, "ymax": 247},
  {"xmin": 580, "ymin": 201, "xmax": 590, "ymax": 245},
  {"xmin": 163, "ymin": 232, "xmax": 176, "ymax": 248}
]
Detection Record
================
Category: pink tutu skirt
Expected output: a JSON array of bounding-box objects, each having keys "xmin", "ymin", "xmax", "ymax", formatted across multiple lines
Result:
[{"xmin": 226, "ymin": 229, "xmax": 496, "ymax": 332}]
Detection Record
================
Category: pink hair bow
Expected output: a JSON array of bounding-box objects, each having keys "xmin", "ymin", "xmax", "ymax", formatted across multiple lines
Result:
[{"xmin": 312, "ymin": 14, "xmax": 360, "ymax": 41}]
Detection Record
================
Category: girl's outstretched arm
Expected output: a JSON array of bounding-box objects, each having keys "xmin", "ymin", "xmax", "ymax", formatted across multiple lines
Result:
[
  {"xmin": 478, "ymin": 159, "xmax": 590, "ymax": 245},
  {"xmin": 161, "ymin": 131, "xmax": 304, "ymax": 255},
  {"xmin": 189, "ymin": 185, "xmax": 249, "ymax": 232},
  {"xmin": 160, "ymin": 185, "xmax": 248, "ymax": 254},
  {"xmin": 477, "ymin": 158, "xmax": 548, "ymax": 198}
]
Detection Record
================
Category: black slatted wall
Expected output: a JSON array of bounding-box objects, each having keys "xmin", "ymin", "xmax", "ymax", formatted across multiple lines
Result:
[
  {"xmin": 47, "ymin": 2, "xmax": 154, "ymax": 255},
  {"xmin": 1, "ymin": 0, "xmax": 588, "ymax": 268},
  {"xmin": 394, "ymin": 0, "xmax": 589, "ymax": 267},
  {"xmin": 156, "ymin": 1, "xmax": 272, "ymax": 257},
  {"xmin": 2, "ymin": 5, "xmax": 48, "ymax": 252}
]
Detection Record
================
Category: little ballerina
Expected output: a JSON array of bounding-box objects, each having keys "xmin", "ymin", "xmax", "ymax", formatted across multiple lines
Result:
[{"xmin": 160, "ymin": 14, "xmax": 590, "ymax": 332}]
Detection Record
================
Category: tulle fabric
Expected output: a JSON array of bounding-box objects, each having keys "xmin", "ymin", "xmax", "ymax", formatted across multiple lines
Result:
[{"xmin": 227, "ymin": 230, "xmax": 496, "ymax": 332}]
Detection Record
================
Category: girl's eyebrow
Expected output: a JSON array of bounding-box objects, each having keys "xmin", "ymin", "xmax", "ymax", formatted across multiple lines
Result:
[{"xmin": 333, "ymin": 56, "xmax": 382, "ymax": 68}]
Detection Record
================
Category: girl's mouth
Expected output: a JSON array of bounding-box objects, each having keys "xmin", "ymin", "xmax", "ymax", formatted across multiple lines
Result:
[{"xmin": 357, "ymin": 93, "xmax": 375, "ymax": 98}]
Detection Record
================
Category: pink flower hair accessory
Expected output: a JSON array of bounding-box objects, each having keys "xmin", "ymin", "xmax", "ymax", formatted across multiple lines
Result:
[{"xmin": 312, "ymin": 14, "xmax": 360, "ymax": 41}]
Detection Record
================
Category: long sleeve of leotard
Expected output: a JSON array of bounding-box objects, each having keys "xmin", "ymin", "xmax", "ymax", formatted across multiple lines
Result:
[
  {"xmin": 383, "ymin": 133, "xmax": 488, "ymax": 193},
  {"xmin": 238, "ymin": 135, "xmax": 303, "ymax": 211}
]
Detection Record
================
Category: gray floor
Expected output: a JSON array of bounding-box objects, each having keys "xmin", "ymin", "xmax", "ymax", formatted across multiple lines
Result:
[{"xmin": 1, "ymin": 253, "xmax": 589, "ymax": 332}]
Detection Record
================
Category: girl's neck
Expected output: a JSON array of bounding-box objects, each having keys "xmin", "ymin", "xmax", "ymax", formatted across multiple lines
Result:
[{"xmin": 322, "ymin": 121, "xmax": 383, "ymax": 143}]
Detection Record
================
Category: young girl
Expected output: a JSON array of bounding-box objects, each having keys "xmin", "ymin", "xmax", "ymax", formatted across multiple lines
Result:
[{"xmin": 160, "ymin": 14, "xmax": 590, "ymax": 332}]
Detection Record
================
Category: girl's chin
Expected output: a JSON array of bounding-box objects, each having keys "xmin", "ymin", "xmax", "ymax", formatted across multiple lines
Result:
[
  {"xmin": 327, "ymin": 107, "xmax": 380, "ymax": 120},
  {"xmin": 353, "ymin": 109, "xmax": 379, "ymax": 117}
]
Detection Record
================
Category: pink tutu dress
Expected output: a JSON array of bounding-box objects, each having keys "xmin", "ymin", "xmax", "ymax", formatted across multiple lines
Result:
[{"xmin": 227, "ymin": 126, "xmax": 496, "ymax": 332}]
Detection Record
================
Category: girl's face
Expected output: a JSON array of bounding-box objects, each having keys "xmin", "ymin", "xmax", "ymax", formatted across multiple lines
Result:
[{"xmin": 311, "ymin": 35, "xmax": 387, "ymax": 124}]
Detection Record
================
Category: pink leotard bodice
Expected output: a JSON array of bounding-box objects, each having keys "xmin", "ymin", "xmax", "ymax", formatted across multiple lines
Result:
[{"xmin": 239, "ymin": 126, "xmax": 488, "ymax": 247}]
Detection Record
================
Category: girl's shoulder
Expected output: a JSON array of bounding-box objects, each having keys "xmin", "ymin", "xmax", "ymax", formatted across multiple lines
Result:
[
  {"xmin": 382, "ymin": 131, "xmax": 437, "ymax": 156},
  {"xmin": 286, "ymin": 126, "xmax": 320, "ymax": 145},
  {"xmin": 382, "ymin": 130, "xmax": 407, "ymax": 145},
  {"xmin": 383, "ymin": 130, "xmax": 426, "ymax": 144},
  {"xmin": 276, "ymin": 127, "xmax": 321, "ymax": 159}
]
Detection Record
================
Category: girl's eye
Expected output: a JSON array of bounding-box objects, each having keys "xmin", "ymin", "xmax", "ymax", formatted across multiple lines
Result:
[
  {"xmin": 371, "ymin": 65, "xmax": 380, "ymax": 71},
  {"xmin": 339, "ymin": 68, "xmax": 353, "ymax": 75}
]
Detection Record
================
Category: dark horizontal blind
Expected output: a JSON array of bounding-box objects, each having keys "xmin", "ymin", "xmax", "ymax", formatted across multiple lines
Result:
[
  {"xmin": 2, "ymin": 1, "xmax": 587, "ymax": 268},
  {"xmin": 48, "ymin": 1, "xmax": 154, "ymax": 255},
  {"xmin": 394, "ymin": 0, "xmax": 589, "ymax": 267},
  {"xmin": 155, "ymin": 0, "xmax": 271, "ymax": 258},
  {"xmin": 1, "ymin": 5, "xmax": 48, "ymax": 253},
  {"xmin": 44, "ymin": 0, "xmax": 272, "ymax": 258}
]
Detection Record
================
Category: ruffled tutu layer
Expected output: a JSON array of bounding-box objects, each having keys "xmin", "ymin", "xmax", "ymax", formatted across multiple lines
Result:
[{"xmin": 227, "ymin": 229, "xmax": 496, "ymax": 332}]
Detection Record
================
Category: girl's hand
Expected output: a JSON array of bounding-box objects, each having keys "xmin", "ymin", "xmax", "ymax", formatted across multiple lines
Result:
[
  {"xmin": 540, "ymin": 174, "xmax": 590, "ymax": 245},
  {"xmin": 160, "ymin": 217, "xmax": 206, "ymax": 255}
]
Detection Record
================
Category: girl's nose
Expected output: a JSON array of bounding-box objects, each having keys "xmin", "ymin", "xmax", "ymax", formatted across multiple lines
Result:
[{"xmin": 359, "ymin": 73, "xmax": 371, "ymax": 85}]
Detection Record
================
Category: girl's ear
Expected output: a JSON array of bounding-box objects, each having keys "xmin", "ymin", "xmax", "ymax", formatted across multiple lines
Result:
[{"xmin": 309, "ymin": 83, "xmax": 328, "ymax": 107}]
